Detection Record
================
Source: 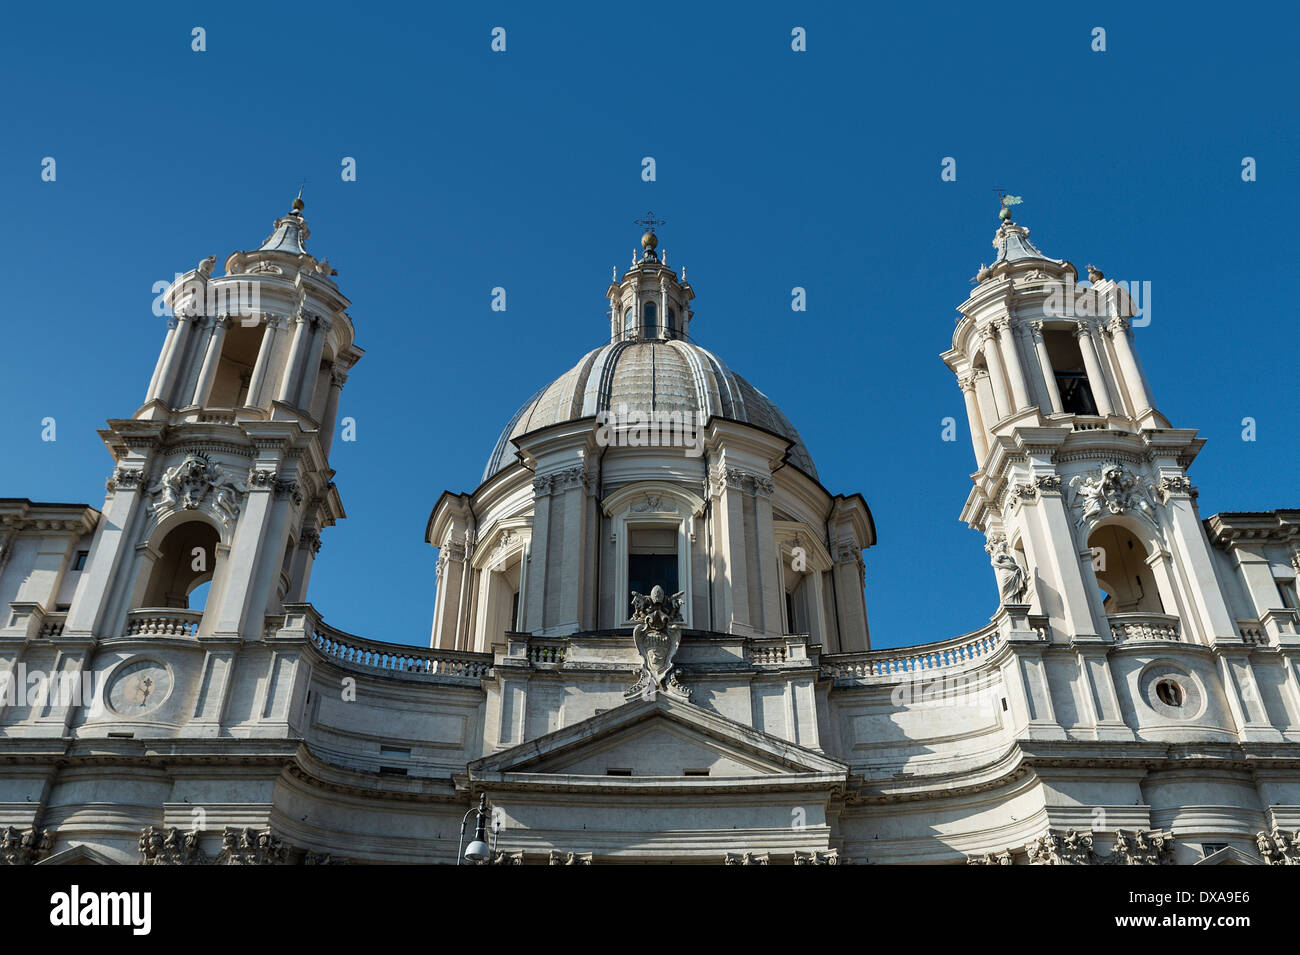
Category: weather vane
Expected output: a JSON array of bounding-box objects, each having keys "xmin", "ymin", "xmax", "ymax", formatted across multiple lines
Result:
[
  {"xmin": 993, "ymin": 189, "xmax": 1023, "ymax": 222},
  {"xmin": 634, "ymin": 211, "xmax": 665, "ymax": 233}
]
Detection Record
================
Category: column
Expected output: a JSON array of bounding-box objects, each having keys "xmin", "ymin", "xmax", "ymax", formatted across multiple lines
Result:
[
  {"xmin": 1073, "ymin": 322, "xmax": 1114, "ymax": 416},
  {"xmin": 146, "ymin": 320, "xmax": 179, "ymax": 402},
  {"xmin": 752, "ymin": 476, "xmax": 783, "ymax": 634},
  {"xmin": 522, "ymin": 476, "xmax": 553, "ymax": 633},
  {"xmin": 710, "ymin": 465, "xmax": 755, "ymax": 634},
  {"xmin": 295, "ymin": 317, "xmax": 327, "ymax": 412},
  {"xmin": 320, "ymin": 367, "xmax": 346, "ymax": 455},
  {"xmin": 191, "ymin": 316, "xmax": 231, "ymax": 407},
  {"xmin": 995, "ymin": 319, "xmax": 1031, "ymax": 411},
  {"xmin": 958, "ymin": 376, "xmax": 989, "ymax": 462},
  {"xmin": 980, "ymin": 326, "xmax": 1012, "ymax": 420},
  {"xmin": 1106, "ymin": 316, "xmax": 1153, "ymax": 417},
  {"xmin": 245, "ymin": 317, "xmax": 280, "ymax": 407},
  {"xmin": 1029, "ymin": 321, "xmax": 1063, "ymax": 413},
  {"xmin": 156, "ymin": 313, "xmax": 197, "ymax": 406},
  {"xmin": 276, "ymin": 315, "xmax": 310, "ymax": 404}
]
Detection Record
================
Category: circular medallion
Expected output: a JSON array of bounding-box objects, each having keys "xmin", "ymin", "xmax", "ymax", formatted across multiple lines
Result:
[
  {"xmin": 106, "ymin": 659, "xmax": 173, "ymax": 716},
  {"xmin": 1139, "ymin": 662, "xmax": 1204, "ymax": 721}
]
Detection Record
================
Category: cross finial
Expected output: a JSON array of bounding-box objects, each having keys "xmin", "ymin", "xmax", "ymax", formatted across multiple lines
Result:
[
  {"xmin": 291, "ymin": 179, "xmax": 308, "ymax": 214},
  {"xmin": 634, "ymin": 211, "xmax": 665, "ymax": 232}
]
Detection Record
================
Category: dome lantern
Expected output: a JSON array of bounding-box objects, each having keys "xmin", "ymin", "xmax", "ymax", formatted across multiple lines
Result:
[{"xmin": 607, "ymin": 213, "xmax": 694, "ymax": 344}]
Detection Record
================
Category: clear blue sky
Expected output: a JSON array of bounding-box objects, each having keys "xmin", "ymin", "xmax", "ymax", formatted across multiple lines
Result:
[{"xmin": 2, "ymin": 2, "xmax": 1296, "ymax": 650}]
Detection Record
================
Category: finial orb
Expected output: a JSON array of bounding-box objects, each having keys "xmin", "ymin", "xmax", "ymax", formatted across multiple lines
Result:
[
  {"xmin": 641, "ymin": 230, "xmax": 658, "ymax": 251},
  {"xmin": 292, "ymin": 197, "xmax": 305, "ymax": 213},
  {"xmin": 998, "ymin": 206, "xmax": 1012, "ymax": 222}
]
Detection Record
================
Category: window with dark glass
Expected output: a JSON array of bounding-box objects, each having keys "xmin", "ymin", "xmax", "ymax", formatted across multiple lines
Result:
[
  {"xmin": 1044, "ymin": 329, "xmax": 1098, "ymax": 415},
  {"xmin": 643, "ymin": 301, "xmax": 658, "ymax": 339}
]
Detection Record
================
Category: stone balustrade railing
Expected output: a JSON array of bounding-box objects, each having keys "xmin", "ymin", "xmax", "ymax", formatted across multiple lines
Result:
[
  {"xmin": 37, "ymin": 613, "xmax": 66, "ymax": 638},
  {"xmin": 749, "ymin": 641, "xmax": 789, "ymax": 665},
  {"xmin": 822, "ymin": 622, "xmax": 1003, "ymax": 683},
  {"xmin": 308, "ymin": 619, "xmax": 493, "ymax": 680},
  {"xmin": 1108, "ymin": 613, "xmax": 1180, "ymax": 643},
  {"xmin": 1238, "ymin": 620, "xmax": 1268, "ymax": 646},
  {"xmin": 126, "ymin": 608, "xmax": 202, "ymax": 637},
  {"xmin": 528, "ymin": 641, "xmax": 565, "ymax": 666}
]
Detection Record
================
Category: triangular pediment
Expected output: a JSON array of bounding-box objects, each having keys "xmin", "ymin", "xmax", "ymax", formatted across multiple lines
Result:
[
  {"xmin": 1194, "ymin": 845, "xmax": 1265, "ymax": 866},
  {"xmin": 36, "ymin": 844, "xmax": 120, "ymax": 865},
  {"xmin": 470, "ymin": 695, "xmax": 847, "ymax": 780}
]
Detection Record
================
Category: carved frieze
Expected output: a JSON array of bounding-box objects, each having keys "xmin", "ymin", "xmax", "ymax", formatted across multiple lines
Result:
[
  {"xmin": 0, "ymin": 826, "xmax": 51, "ymax": 865},
  {"xmin": 1067, "ymin": 463, "xmax": 1159, "ymax": 527},
  {"xmin": 150, "ymin": 452, "xmax": 246, "ymax": 527},
  {"xmin": 999, "ymin": 828, "xmax": 1174, "ymax": 866},
  {"xmin": 139, "ymin": 826, "xmax": 206, "ymax": 865},
  {"xmin": 709, "ymin": 465, "xmax": 774, "ymax": 500},
  {"xmin": 548, "ymin": 850, "xmax": 593, "ymax": 865},
  {"xmin": 1256, "ymin": 827, "xmax": 1300, "ymax": 864},
  {"xmin": 106, "ymin": 465, "xmax": 145, "ymax": 493},
  {"xmin": 215, "ymin": 826, "xmax": 290, "ymax": 865}
]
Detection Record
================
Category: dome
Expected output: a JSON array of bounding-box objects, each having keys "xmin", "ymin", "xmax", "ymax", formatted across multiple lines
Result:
[{"xmin": 483, "ymin": 339, "xmax": 818, "ymax": 482}]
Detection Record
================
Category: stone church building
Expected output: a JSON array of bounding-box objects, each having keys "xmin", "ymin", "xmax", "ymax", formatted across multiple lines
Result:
[{"xmin": 1, "ymin": 199, "xmax": 1298, "ymax": 865}]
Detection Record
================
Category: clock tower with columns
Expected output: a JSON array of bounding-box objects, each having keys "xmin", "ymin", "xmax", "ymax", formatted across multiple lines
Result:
[
  {"xmin": 941, "ymin": 202, "xmax": 1269, "ymax": 739},
  {"xmin": 63, "ymin": 198, "xmax": 362, "ymax": 673}
]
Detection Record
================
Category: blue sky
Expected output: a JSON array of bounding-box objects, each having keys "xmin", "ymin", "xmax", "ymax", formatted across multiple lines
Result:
[{"xmin": 1, "ymin": 2, "xmax": 1296, "ymax": 650}]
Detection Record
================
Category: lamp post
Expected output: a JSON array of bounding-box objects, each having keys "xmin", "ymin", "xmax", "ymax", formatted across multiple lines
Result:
[{"xmin": 457, "ymin": 793, "xmax": 491, "ymax": 865}]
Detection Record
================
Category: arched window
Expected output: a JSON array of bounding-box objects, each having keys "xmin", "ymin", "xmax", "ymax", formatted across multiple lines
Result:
[
  {"xmin": 1087, "ymin": 524, "xmax": 1163, "ymax": 614},
  {"xmin": 667, "ymin": 307, "xmax": 677, "ymax": 336},
  {"xmin": 140, "ymin": 520, "xmax": 220, "ymax": 610},
  {"xmin": 643, "ymin": 302, "xmax": 658, "ymax": 339},
  {"xmin": 624, "ymin": 307, "xmax": 636, "ymax": 338}
]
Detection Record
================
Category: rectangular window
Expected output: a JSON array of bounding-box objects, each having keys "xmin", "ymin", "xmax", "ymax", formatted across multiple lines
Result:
[
  {"xmin": 1276, "ymin": 579, "xmax": 1299, "ymax": 611},
  {"xmin": 1202, "ymin": 843, "xmax": 1228, "ymax": 856},
  {"xmin": 684, "ymin": 768, "xmax": 710, "ymax": 777},
  {"xmin": 1055, "ymin": 371, "xmax": 1098, "ymax": 415},
  {"xmin": 510, "ymin": 590, "xmax": 521, "ymax": 630},
  {"xmin": 1044, "ymin": 329, "xmax": 1099, "ymax": 415},
  {"xmin": 628, "ymin": 526, "xmax": 678, "ymax": 600},
  {"xmin": 73, "ymin": 550, "xmax": 89, "ymax": 572},
  {"xmin": 605, "ymin": 768, "xmax": 632, "ymax": 776}
]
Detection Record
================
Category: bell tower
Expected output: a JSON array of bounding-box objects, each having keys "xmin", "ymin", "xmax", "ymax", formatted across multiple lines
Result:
[
  {"xmin": 942, "ymin": 199, "xmax": 1241, "ymax": 658},
  {"xmin": 64, "ymin": 198, "xmax": 363, "ymax": 647}
]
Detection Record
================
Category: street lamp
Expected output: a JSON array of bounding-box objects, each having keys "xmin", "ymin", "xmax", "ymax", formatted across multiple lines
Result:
[{"xmin": 458, "ymin": 793, "xmax": 491, "ymax": 865}]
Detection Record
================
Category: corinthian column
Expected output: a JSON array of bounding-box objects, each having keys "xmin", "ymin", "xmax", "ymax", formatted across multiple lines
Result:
[
  {"xmin": 995, "ymin": 318, "xmax": 1031, "ymax": 411},
  {"xmin": 156, "ymin": 313, "xmax": 197, "ymax": 406},
  {"xmin": 1106, "ymin": 316, "xmax": 1152, "ymax": 416},
  {"xmin": 980, "ymin": 325, "xmax": 1012, "ymax": 421},
  {"xmin": 1029, "ymin": 321, "xmax": 1063, "ymax": 413},
  {"xmin": 276, "ymin": 315, "xmax": 310, "ymax": 404},
  {"xmin": 1073, "ymin": 322, "xmax": 1113, "ymax": 416},
  {"xmin": 958, "ymin": 374, "xmax": 989, "ymax": 462},
  {"xmin": 244, "ymin": 316, "xmax": 280, "ymax": 407},
  {"xmin": 191, "ymin": 315, "xmax": 231, "ymax": 406}
]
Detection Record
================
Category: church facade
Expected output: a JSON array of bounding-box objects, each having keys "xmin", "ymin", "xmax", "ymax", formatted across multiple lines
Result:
[{"xmin": 1, "ymin": 200, "xmax": 1298, "ymax": 865}]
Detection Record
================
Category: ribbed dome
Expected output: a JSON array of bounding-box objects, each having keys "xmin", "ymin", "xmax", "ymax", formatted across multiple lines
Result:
[{"xmin": 483, "ymin": 340, "xmax": 817, "ymax": 482}]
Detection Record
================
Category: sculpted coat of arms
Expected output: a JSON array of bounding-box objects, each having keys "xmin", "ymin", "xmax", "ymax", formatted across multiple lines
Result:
[
  {"xmin": 150, "ymin": 452, "xmax": 246, "ymax": 526},
  {"xmin": 626, "ymin": 585, "xmax": 690, "ymax": 701},
  {"xmin": 1067, "ymin": 463, "xmax": 1157, "ymax": 527}
]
